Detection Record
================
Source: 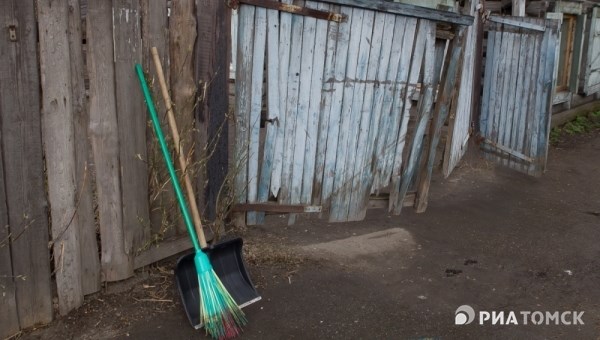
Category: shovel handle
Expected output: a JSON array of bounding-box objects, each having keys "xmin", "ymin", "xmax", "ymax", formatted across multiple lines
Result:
[{"xmin": 150, "ymin": 47, "xmax": 208, "ymax": 249}]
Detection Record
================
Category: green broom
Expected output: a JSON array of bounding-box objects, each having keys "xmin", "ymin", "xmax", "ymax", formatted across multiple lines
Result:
[{"xmin": 135, "ymin": 64, "xmax": 246, "ymax": 339}]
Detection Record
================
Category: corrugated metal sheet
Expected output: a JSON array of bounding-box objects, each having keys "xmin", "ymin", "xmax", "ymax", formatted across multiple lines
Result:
[{"xmin": 479, "ymin": 16, "xmax": 559, "ymax": 176}]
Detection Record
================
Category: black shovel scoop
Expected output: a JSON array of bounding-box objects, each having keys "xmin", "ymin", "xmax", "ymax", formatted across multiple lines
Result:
[
  {"xmin": 176, "ymin": 238, "xmax": 261, "ymax": 329},
  {"xmin": 147, "ymin": 47, "xmax": 261, "ymax": 330}
]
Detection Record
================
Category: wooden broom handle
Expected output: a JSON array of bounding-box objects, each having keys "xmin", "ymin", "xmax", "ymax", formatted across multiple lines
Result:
[{"xmin": 150, "ymin": 47, "xmax": 208, "ymax": 248}]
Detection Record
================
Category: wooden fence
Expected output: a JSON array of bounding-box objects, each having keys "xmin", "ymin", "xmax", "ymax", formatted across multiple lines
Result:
[
  {"xmin": 0, "ymin": 0, "xmax": 229, "ymax": 337},
  {"xmin": 232, "ymin": 0, "xmax": 473, "ymax": 224}
]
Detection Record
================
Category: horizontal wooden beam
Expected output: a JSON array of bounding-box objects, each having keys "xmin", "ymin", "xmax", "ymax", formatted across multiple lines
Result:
[
  {"xmin": 481, "ymin": 138, "xmax": 534, "ymax": 163},
  {"xmin": 487, "ymin": 15, "xmax": 546, "ymax": 31},
  {"xmin": 232, "ymin": 203, "xmax": 322, "ymax": 213},
  {"xmin": 319, "ymin": 0, "xmax": 474, "ymax": 26},
  {"xmin": 368, "ymin": 193, "xmax": 416, "ymax": 209},
  {"xmin": 235, "ymin": 0, "xmax": 346, "ymax": 22},
  {"xmin": 134, "ymin": 236, "xmax": 192, "ymax": 269}
]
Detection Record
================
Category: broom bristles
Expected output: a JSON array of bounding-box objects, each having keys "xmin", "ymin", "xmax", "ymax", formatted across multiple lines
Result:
[{"xmin": 198, "ymin": 269, "xmax": 247, "ymax": 339}]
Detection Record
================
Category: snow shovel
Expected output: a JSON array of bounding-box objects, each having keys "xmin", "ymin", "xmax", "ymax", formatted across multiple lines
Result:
[{"xmin": 150, "ymin": 47, "xmax": 261, "ymax": 329}]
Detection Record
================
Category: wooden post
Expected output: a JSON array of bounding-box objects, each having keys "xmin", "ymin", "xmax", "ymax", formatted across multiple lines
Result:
[
  {"xmin": 38, "ymin": 0, "xmax": 84, "ymax": 315},
  {"xmin": 113, "ymin": 0, "xmax": 151, "ymax": 257},
  {"xmin": 170, "ymin": 0, "xmax": 198, "ymax": 232},
  {"xmin": 67, "ymin": 0, "xmax": 101, "ymax": 296},
  {"xmin": 87, "ymin": 0, "xmax": 129, "ymax": 281},
  {"xmin": 0, "ymin": 0, "xmax": 53, "ymax": 328},
  {"xmin": 195, "ymin": 0, "xmax": 231, "ymax": 221},
  {"xmin": 512, "ymin": 0, "xmax": 525, "ymax": 16}
]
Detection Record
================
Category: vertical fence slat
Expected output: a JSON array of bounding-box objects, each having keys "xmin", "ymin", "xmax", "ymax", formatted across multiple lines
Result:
[
  {"xmin": 0, "ymin": 0, "xmax": 52, "ymax": 331},
  {"xmin": 339, "ymin": 9, "xmax": 375, "ymax": 221},
  {"xmin": 270, "ymin": 0, "xmax": 293, "ymax": 198},
  {"xmin": 312, "ymin": 5, "xmax": 339, "ymax": 205},
  {"xmin": 195, "ymin": 0, "xmax": 230, "ymax": 222},
  {"xmin": 301, "ymin": 1, "xmax": 329, "ymax": 207},
  {"xmin": 246, "ymin": 7, "xmax": 267, "ymax": 225},
  {"xmin": 289, "ymin": 1, "xmax": 318, "ymax": 224},
  {"xmin": 348, "ymin": 11, "xmax": 386, "ymax": 221},
  {"xmin": 329, "ymin": 7, "xmax": 364, "ymax": 222},
  {"xmin": 169, "ymin": 0, "xmax": 196, "ymax": 233},
  {"xmin": 67, "ymin": 0, "xmax": 101, "ymax": 296},
  {"xmin": 113, "ymin": 0, "xmax": 151, "ymax": 254},
  {"xmin": 528, "ymin": 27, "xmax": 549, "ymax": 175},
  {"xmin": 505, "ymin": 33, "xmax": 524, "ymax": 168},
  {"xmin": 321, "ymin": 5, "xmax": 352, "ymax": 208},
  {"xmin": 256, "ymin": 5, "xmax": 281, "ymax": 224},
  {"xmin": 0, "ymin": 134, "xmax": 18, "ymax": 338},
  {"xmin": 38, "ymin": 0, "xmax": 84, "ymax": 315},
  {"xmin": 356, "ymin": 12, "xmax": 396, "ymax": 217},
  {"xmin": 512, "ymin": 33, "xmax": 534, "ymax": 172},
  {"xmin": 141, "ymin": 0, "xmax": 175, "ymax": 238},
  {"xmin": 280, "ymin": 11, "xmax": 304, "ymax": 204},
  {"xmin": 497, "ymin": 32, "xmax": 515, "ymax": 165},
  {"xmin": 371, "ymin": 16, "xmax": 408, "ymax": 191},
  {"xmin": 234, "ymin": 5, "xmax": 255, "ymax": 210},
  {"xmin": 88, "ymin": 0, "xmax": 128, "ymax": 281},
  {"xmin": 0, "ymin": 0, "xmax": 53, "ymax": 327},
  {"xmin": 393, "ymin": 20, "xmax": 436, "ymax": 214}
]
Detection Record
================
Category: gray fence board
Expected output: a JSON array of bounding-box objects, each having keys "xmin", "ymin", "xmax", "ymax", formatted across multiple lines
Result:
[{"xmin": 0, "ymin": 0, "xmax": 53, "ymax": 328}]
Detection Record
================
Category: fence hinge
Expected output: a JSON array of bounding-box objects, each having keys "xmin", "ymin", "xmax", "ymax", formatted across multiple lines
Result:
[{"xmin": 228, "ymin": 0, "xmax": 347, "ymax": 23}]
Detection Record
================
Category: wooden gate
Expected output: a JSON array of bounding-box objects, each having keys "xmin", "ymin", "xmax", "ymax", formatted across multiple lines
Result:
[
  {"xmin": 233, "ymin": 0, "xmax": 473, "ymax": 224},
  {"xmin": 479, "ymin": 16, "xmax": 559, "ymax": 176}
]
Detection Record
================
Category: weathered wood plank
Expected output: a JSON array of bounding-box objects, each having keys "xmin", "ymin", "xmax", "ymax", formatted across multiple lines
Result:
[
  {"xmin": 0, "ymin": 123, "xmax": 19, "ymax": 337},
  {"xmin": 256, "ymin": 4, "xmax": 282, "ymax": 224},
  {"xmin": 479, "ymin": 30, "xmax": 495, "ymax": 137},
  {"xmin": 319, "ymin": 0, "xmax": 474, "ymax": 26},
  {"xmin": 88, "ymin": 0, "xmax": 128, "ymax": 282},
  {"xmin": 386, "ymin": 17, "xmax": 423, "ymax": 194},
  {"xmin": 355, "ymin": 12, "xmax": 396, "ymax": 218},
  {"xmin": 336, "ymin": 9, "xmax": 374, "ymax": 221},
  {"xmin": 169, "ymin": 0, "xmax": 197, "ymax": 233},
  {"xmin": 488, "ymin": 15, "xmax": 546, "ymax": 31},
  {"xmin": 279, "ymin": 9, "xmax": 305, "ymax": 205},
  {"xmin": 527, "ymin": 26, "xmax": 549, "ymax": 176},
  {"xmin": 233, "ymin": 4, "xmax": 255, "ymax": 213},
  {"xmin": 301, "ymin": 2, "xmax": 330, "ymax": 207},
  {"xmin": 521, "ymin": 32, "xmax": 541, "ymax": 173},
  {"xmin": 289, "ymin": 1, "xmax": 317, "ymax": 225},
  {"xmin": 196, "ymin": 0, "xmax": 230, "ymax": 223},
  {"xmin": 238, "ymin": 0, "xmax": 346, "ymax": 23},
  {"xmin": 134, "ymin": 236, "xmax": 192, "ymax": 269},
  {"xmin": 0, "ymin": 0, "xmax": 53, "ymax": 327},
  {"xmin": 538, "ymin": 25, "xmax": 558, "ymax": 172},
  {"xmin": 312, "ymin": 4, "xmax": 339, "ymax": 205},
  {"xmin": 442, "ymin": 0, "xmax": 478, "ymax": 178},
  {"xmin": 508, "ymin": 33, "xmax": 530, "ymax": 170},
  {"xmin": 414, "ymin": 26, "xmax": 465, "ymax": 213},
  {"xmin": 329, "ymin": 7, "xmax": 364, "ymax": 222},
  {"xmin": 395, "ymin": 21, "xmax": 439, "ymax": 214},
  {"xmin": 246, "ymin": 7, "xmax": 267, "ymax": 225},
  {"xmin": 498, "ymin": 32, "xmax": 517, "ymax": 166},
  {"xmin": 270, "ymin": 0, "xmax": 293, "ymax": 197},
  {"xmin": 141, "ymin": 0, "xmax": 174, "ymax": 238},
  {"xmin": 347, "ymin": 11, "xmax": 385, "ymax": 221},
  {"xmin": 371, "ymin": 16, "xmax": 409, "ymax": 192},
  {"xmin": 38, "ymin": 0, "xmax": 84, "ymax": 315},
  {"xmin": 386, "ymin": 18, "xmax": 424, "ymax": 212},
  {"xmin": 113, "ymin": 0, "xmax": 150, "ymax": 260},
  {"xmin": 321, "ymin": 5, "xmax": 352, "ymax": 207},
  {"xmin": 67, "ymin": 0, "xmax": 101, "ymax": 296}
]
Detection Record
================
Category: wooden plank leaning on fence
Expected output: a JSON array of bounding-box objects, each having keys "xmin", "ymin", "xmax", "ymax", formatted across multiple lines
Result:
[
  {"xmin": 38, "ymin": 0, "xmax": 84, "ymax": 315},
  {"xmin": 87, "ymin": 0, "xmax": 129, "ymax": 281},
  {"xmin": 0, "ymin": 0, "xmax": 53, "ymax": 329}
]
